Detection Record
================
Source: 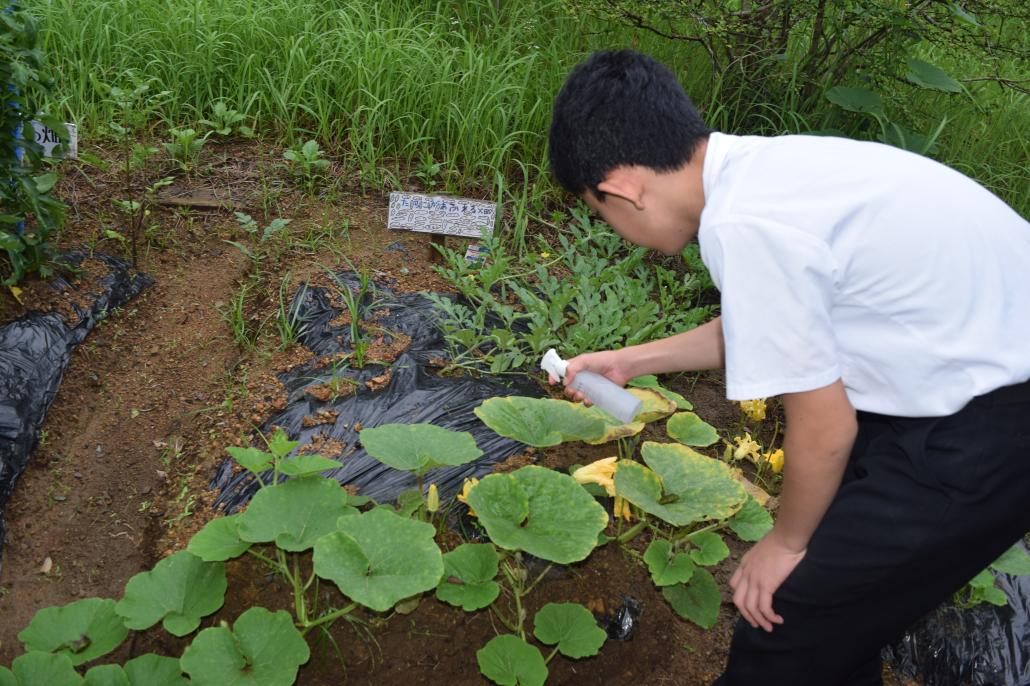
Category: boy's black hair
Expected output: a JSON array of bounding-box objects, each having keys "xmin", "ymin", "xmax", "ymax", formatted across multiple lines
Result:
[{"xmin": 549, "ymin": 50, "xmax": 710, "ymax": 198}]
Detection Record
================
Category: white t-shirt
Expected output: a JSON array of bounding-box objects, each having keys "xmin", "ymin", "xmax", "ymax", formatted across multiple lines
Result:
[{"xmin": 698, "ymin": 132, "xmax": 1030, "ymax": 417}]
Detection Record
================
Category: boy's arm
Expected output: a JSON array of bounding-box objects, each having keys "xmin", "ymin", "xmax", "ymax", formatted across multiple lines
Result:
[
  {"xmin": 560, "ymin": 316, "xmax": 725, "ymax": 391},
  {"xmin": 730, "ymin": 379, "xmax": 858, "ymax": 632}
]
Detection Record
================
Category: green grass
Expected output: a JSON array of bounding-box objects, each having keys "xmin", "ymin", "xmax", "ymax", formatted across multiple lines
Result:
[
  {"xmin": 35, "ymin": 0, "xmax": 672, "ymax": 193},
  {"xmin": 32, "ymin": 0, "xmax": 1028, "ymax": 221}
]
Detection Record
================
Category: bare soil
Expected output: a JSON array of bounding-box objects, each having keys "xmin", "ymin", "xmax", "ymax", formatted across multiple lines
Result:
[{"xmin": 0, "ymin": 139, "xmax": 910, "ymax": 685}]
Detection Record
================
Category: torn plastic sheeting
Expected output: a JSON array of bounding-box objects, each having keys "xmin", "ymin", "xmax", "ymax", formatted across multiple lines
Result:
[
  {"xmin": 602, "ymin": 595, "xmax": 643, "ymax": 641},
  {"xmin": 885, "ymin": 562, "xmax": 1030, "ymax": 685},
  {"xmin": 211, "ymin": 272, "xmax": 542, "ymax": 511},
  {"xmin": 0, "ymin": 253, "xmax": 153, "ymax": 559}
]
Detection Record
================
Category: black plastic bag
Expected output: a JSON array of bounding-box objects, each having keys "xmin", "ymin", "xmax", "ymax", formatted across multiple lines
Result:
[
  {"xmin": 0, "ymin": 253, "xmax": 152, "ymax": 559},
  {"xmin": 211, "ymin": 272, "xmax": 542, "ymax": 511},
  {"xmin": 885, "ymin": 563, "xmax": 1030, "ymax": 685}
]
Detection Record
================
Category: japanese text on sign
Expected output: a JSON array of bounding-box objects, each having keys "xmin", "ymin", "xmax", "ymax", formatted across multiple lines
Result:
[
  {"xmin": 29, "ymin": 121, "xmax": 78, "ymax": 160},
  {"xmin": 387, "ymin": 192, "xmax": 496, "ymax": 238}
]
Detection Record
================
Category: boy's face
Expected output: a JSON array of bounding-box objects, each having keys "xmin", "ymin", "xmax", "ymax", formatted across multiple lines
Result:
[{"xmin": 582, "ymin": 167, "xmax": 697, "ymax": 255}]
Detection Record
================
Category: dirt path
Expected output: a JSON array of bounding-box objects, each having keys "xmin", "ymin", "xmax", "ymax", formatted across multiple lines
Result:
[{"xmin": 0, "ymin": 246, "xmax": 245, "ymax": 660}]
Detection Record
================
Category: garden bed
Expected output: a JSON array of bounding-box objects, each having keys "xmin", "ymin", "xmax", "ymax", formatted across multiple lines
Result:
[{"xmin": 0, "ymin": 139, "xmax": 913, "ymax": 685}]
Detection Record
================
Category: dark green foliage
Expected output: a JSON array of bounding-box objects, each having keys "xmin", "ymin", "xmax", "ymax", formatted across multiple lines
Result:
[
  {"xmin": 564, "ymin": 0, "xmax": 1029, "ymax": 135},
  {"xmin": 1, "ymin": 4, "xmax": 65, "ymax": 285}
]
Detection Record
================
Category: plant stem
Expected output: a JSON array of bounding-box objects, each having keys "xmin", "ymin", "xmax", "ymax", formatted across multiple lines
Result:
[
  {"xmin": 513, "ymin": 590, "xmax": 525, "ymax": 640},
  {"xmin": 488, "ymin": 604, "xmax": 520, "ymax": 634},
  {"xmin": 292, "ymin": 554, "xmax": 308, "ymax": 625},
  {"xmin": 616, "ymin": 519, "xmax": 648, "ymax": 544},
  {"xmin": 523, "ymin": 564, "xmax": 553, "ymax": 596},
  {"xmin": 303, "ymin": 567, "xmax": 317, "ymax": 592},
  {"xmin": 671, "ymin": 521, "xmax": 721, "ymax": 545},
  {"xmin": 300, "ymin": 602, "xmax": 358, "ymax": 635},
  {"xmin": 545, "ymin": 646, "xmax": 560, "ymax": 664},
  {"xmin": 247, "ymin": 548, "xmax": 285, "ymax": 572}
]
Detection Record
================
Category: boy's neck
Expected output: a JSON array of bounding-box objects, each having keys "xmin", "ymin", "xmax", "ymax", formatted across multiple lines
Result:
[{"xmin": 661, "ymin": 136, "xmax": 708, "ymax": 243}]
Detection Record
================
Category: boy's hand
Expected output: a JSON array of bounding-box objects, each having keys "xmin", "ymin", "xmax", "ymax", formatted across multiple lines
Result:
[
  {"xmin": 729, "ymin": 530, "xmax": 805, "ymax": 632},
  {"xmin": 728, "ymin": 380, "xmax": 856, "ymax": 632},
  {"xmin": 547, "ymin": 350, "xmax": 633, "ymax": 403}
]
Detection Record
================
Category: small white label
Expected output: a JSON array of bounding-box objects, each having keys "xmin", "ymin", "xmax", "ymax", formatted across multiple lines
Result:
[
  {"xmin": 30, "ymin": 121, "xmax": 78, "ymax": 159},
  {"xmin": 388, "ymin": 192, "xmax": 496, "ymax": 238}
]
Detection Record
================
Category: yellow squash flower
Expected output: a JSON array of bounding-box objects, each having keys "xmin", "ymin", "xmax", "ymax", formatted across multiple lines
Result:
[
  {"xmin": 573, "ymin": 457, "xmax": 617, "ymax": 496},
  {"xmin": 614, "ymin": 496, "xmax": 634, "ymax": 522},
  {"xmin": 540, "ymin": 251, "xmax": 551, "ymax": 259},
  {"xmin": 457, "ymin": 477, "xmax": 479, "ymax": 516},
  {"xmin": 764, "ymin": 448, "xmax": 785, "ymax": 474},
  {"xmin": 739, "ymin": 398, "xmax": 767, "ymax": 422},
  {"xmin": 426, "ymin": 483, "xmax": 440, "ymax": 513},
  {"xmin": 732, "ymin": 433, "xmax": 762, "ymax": 463}
]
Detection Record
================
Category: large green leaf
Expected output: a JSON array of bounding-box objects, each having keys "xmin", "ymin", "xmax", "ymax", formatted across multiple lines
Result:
[
  {"xmin": 666, "ymin": 412, "xmax": 719, "ymax": 447},
  {"xmin": 533, "ymin": 603, "xmax": 606, "ymax": 658},
  {"xmin": 992, "ymin": 544, "xmax": 1030, "ymax": 576},
  {"xmin": 466, "ymin": 466, "xmax": 608, "ymax": 564},
  {"xmin": 579, "ymin": 387, "xmax": 676, "ymax": 444},
  {"xmin": 474, "ymin": 397, "xmax": 607, "ymax": 447},
  {"xmin": 277, "ymin": 454, "xmax": 340, "ymax": 478},
  {"xmin": 629, "ymin": 388, "xmax": 677, "ymax": 423},
  {"xmin": 728, "ymin": 497, "xmax": 773, "ymax": 542},
  {"xmin": 187, "ymin": 514, "xmax": 250, "ymax": 562},
  {"xmin": 115, "ymin": 551, "xmax": 226, "ymax": 636},
  {"xmin": 5, "ymin": 652, "xmax": 82, "ymax": 686},
  {"xmin": 83, "ymin": 665, "xmax": 127, "ymax": 686},
  {"xmin": 180, "ymin": 608, "xmax": 310, "ymax": 686},
  {"xmin": 476, "ymin": 635, "xmax": 547, "ymax": 686},
  {"xmin": 123, "ymin": 655, "xmax": 188, "ymax": 686},
  {"xmin": 628, "ymin": 375, "xmax": 691, "ymax": 409},
  {"xmin": 360, "ymin": 423, "xmax": 483, "ymax": 474},
  {"xmin": 18, "ymin": 597, "xmax": 128, "ymax": 665},
  {"xmin": 237, "ymin": 476, "xmax": 356, "ymax": 551},
  {"xmin": 312, "ymin": 507, "xmax": 443, "ymax": 612},
  {"xmin": 614, "ymin": 443, "xmax": 747, "ymax": 527},
  {"xmin": 436, "ymin": 543, "xmax": 501, "ymax": 611},
  {"xmin": 689, "ymin": 532, "xmax": 730, "ymax": 566},
  {"xmin": 225, "ymin": 446, "xmax": 272, "ymax": 474},
  {"xmin": 266, "ymin": 429, "xmax": 300, "ymax": 460},
  {"xmin": 581, "ymin": 410, "xmax": 644, "ymax": 445},
  {"xmin": 663, "ymin": 568, "xmax": 721, "ymax": 629},
  {"xmin": 968, "ymin": 568, "xmax": 1008, "ymax": 606},
  {"xmin": 905, "ymin": 57, "xmax": 962, "ymax": 92},
  {"xmin": 949, "ymin": 3, "xmax": 980, "ymax": 26},
  {"xmin": 643, "ymin": 539, "xmax": 695, "ymax": 586},
  {"xmin": 826, "ymin": 86, "xmax": 884, "ymax": 117}
]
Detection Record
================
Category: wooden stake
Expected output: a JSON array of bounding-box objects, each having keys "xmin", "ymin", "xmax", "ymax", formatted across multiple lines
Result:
[{"xmin": 429, "ymin": 234, "xmax": 446, "ymax": 263}]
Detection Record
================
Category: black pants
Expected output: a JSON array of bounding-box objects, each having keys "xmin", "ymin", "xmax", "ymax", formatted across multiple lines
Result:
[{"xmin": 713, "ymin": 380, "xmax": 1030, "ymax": 686}]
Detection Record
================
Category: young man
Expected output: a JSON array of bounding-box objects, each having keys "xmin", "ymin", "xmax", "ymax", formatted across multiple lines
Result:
[{"xmin": 548, "ymin": 49, "xmax": 1030, "ymax": 685}]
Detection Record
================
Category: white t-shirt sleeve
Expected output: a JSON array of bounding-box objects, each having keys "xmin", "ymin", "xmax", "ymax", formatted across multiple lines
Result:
[{"xmin": 701, "ymin": 219, "xmax": 841, "ymax": 400}]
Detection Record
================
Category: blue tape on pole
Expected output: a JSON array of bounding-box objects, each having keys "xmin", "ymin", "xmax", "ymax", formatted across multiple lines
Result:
[{"xmin": 5, "ymin": 2, "xmax": 26, "ymax": 235}]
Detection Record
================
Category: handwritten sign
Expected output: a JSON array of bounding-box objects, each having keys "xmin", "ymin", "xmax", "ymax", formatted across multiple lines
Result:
[
  {"xmin": 388, "ymin": 192, "xmax": 495, "ymax": 239},
  {"xmin": 30, "ymin": 121, "xmax": 78, "ymax": 159}
]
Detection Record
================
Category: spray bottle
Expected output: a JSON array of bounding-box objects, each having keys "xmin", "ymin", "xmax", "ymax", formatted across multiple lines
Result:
[{"xmin": 540, "ymin": 349, "xmax": 642, "ymax": 424}]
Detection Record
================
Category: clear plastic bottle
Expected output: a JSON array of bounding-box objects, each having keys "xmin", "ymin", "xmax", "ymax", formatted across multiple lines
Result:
[{"xmin": 540, "ymin": 349, "xmax": 642, "ymax": 424}]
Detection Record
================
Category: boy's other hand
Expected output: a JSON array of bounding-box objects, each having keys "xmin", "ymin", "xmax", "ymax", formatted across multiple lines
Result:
[
  {"xmin": 548, "ymin": 350, "xmax": 632, "ymax": 404},
  {"xmin": 729, "ymin": 531, "xmax": 805, "ymax": 632}
]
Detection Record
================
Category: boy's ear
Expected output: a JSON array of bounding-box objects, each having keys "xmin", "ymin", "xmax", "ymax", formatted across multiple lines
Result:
[{"xmin": 597, "ymin": 169, "xmax": 646, "ymax": 210}]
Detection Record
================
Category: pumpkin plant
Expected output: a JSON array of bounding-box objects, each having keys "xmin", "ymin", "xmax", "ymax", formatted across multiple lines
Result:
[
  {"xmin": 474, "ymin": 387, "xmax": 775, "ymax": 631},
  {"xmin": 5, "ymin": 427, "xmax": 451, "ymax": 684},
  {"xmin": 438, "ymin": 465, "xmax": 610, "ymax": 686},
  {"xmin": 359, "ymin": 422, "xmax": 483, "ymax": 519}
]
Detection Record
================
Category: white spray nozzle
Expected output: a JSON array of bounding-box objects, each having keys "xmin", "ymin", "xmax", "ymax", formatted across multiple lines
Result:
[{"xmin": 540, "ymin": 349, "xmax": 568, "ymax": 381}]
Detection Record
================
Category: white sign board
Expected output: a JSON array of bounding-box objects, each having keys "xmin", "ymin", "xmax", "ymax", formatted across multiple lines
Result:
[
  {"xmin": 30, "ymin": 121, "xmax": 78, "ymax": 159},
  {"xmin": 388, "ymin": 192, "xmax": 495, "ymax": 239}
]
